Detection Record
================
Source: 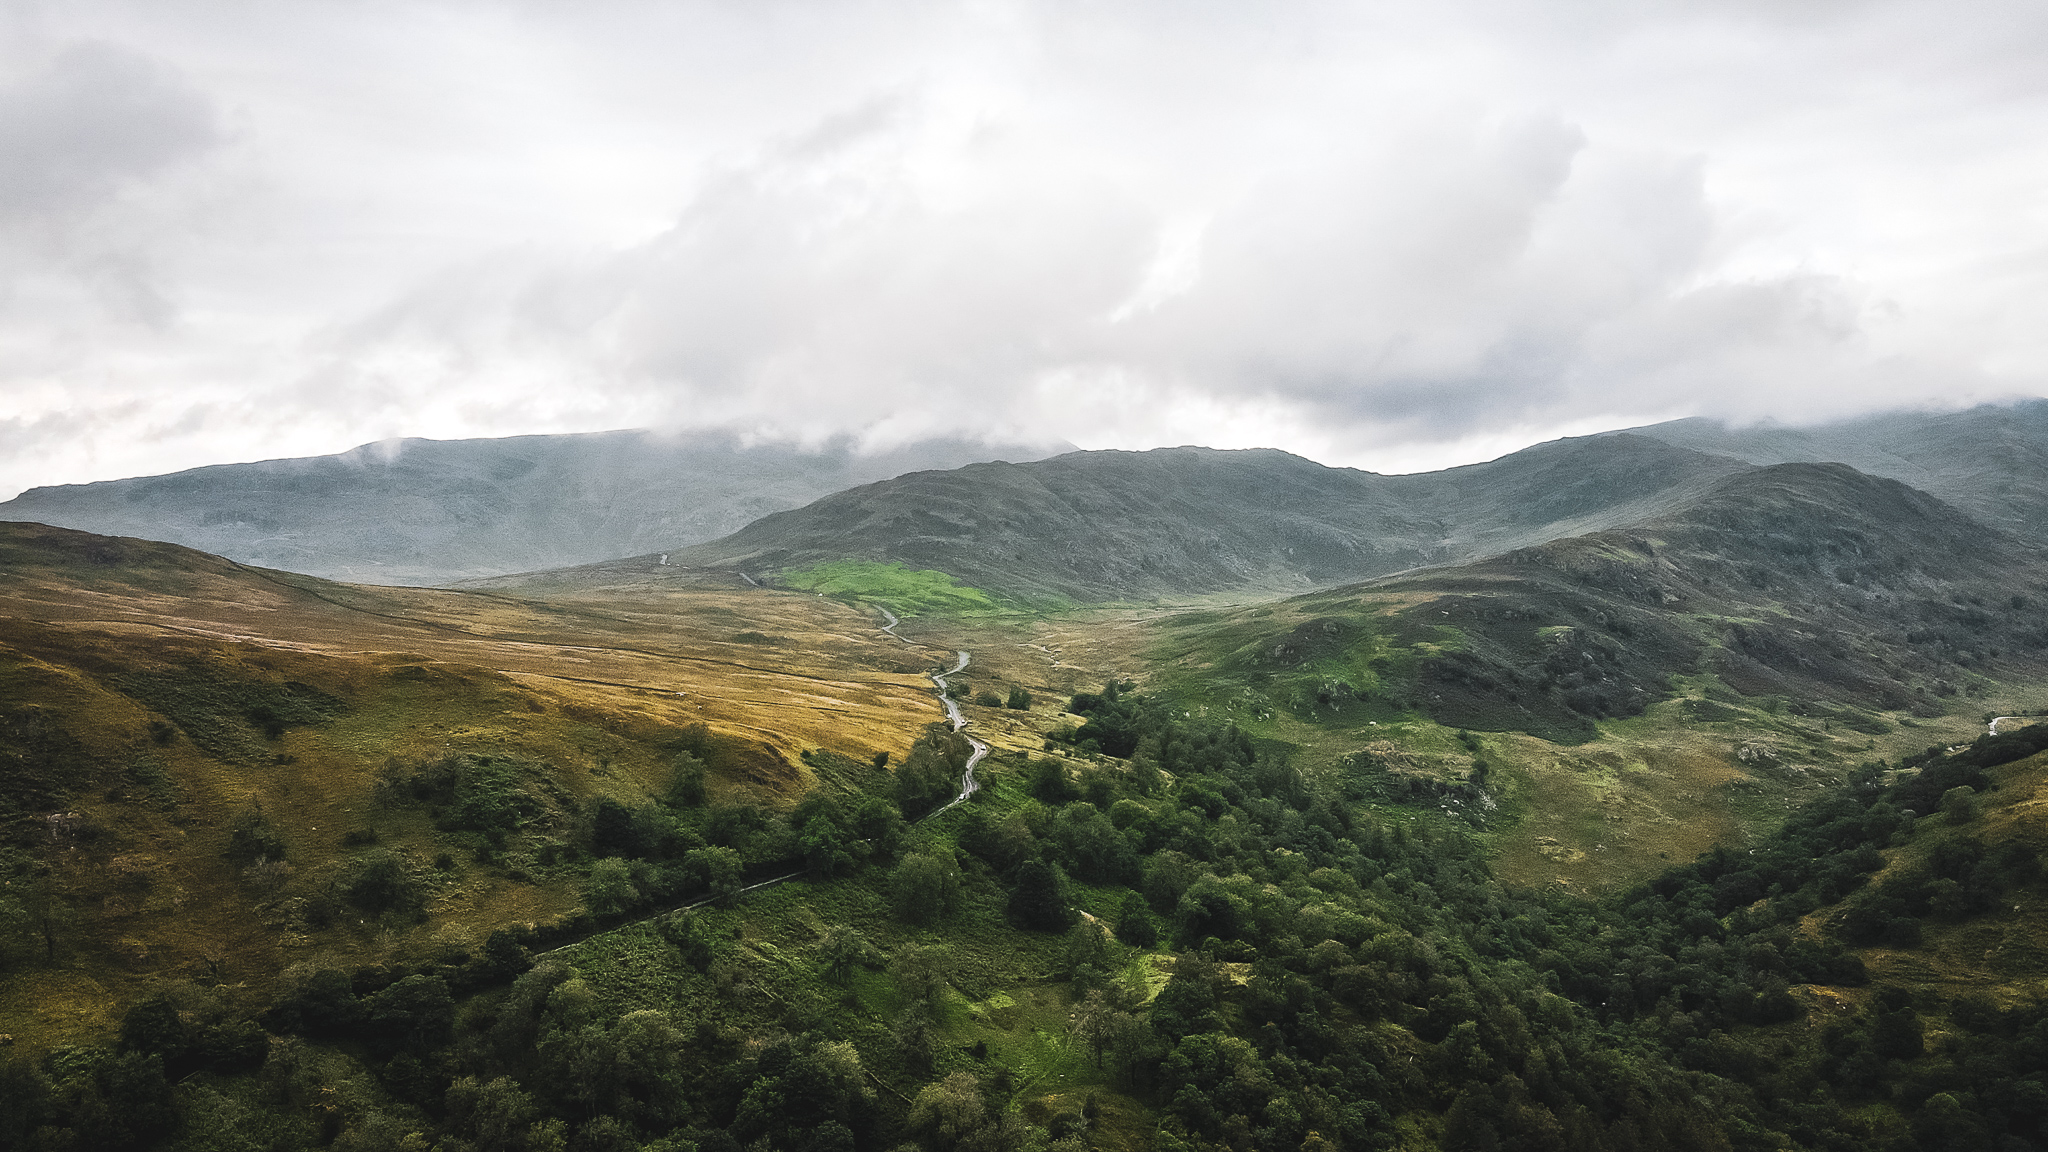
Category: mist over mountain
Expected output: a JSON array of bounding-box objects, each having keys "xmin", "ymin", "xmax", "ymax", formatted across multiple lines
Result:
[
  {"xmin": 1625, "ymin": 399, "xmax": 2048, "ymax": 540},
  {"xmin": 0, "ymin": 430, "xmax": 1071, "ymax": 585}
]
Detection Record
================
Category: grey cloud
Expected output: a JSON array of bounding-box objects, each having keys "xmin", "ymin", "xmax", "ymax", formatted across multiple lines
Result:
[
  {"xmin": 0, "ymin": 40, "xmax": 218, "ymax": 225},
  {"xmin": 302, "ymin": 85, "xmax": 1912, "ymax": 454},
  {"xmin": 5, "ymin": 0, "xmax": 2047, "ymax": 496}
]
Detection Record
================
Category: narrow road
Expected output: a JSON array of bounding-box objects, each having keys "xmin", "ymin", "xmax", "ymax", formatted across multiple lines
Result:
[
  {"xmin": 1990, "ymin": 715, "xmax": 2027, "ymax": 735},
  {"xmin": 875, "ymin": 606, "xmax": 987, "ymax": 813},
  {"xmin": 925, "ymin": 649, "xmax": 990, "ymax": 816}
]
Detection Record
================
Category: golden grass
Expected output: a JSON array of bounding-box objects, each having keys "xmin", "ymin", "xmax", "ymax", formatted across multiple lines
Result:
[{"xmin": 0, "ymin": 530, "xmax": 977, "ymax": 1049}]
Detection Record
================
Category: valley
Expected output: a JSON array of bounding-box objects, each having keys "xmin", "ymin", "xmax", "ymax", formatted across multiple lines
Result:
[{"xmin": 7, "ymin": 415, "xmax": 2048, "ymax": 1151}]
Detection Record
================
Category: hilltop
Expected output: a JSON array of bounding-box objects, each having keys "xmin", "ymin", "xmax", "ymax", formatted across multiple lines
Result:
[{"xmin": 634, "ymin": 435, "xmax": 1747, "ymax": 605}]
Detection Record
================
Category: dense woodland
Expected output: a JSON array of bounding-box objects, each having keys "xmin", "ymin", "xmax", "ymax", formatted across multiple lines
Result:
[{"xmin": 6, "ymin": 690, "xmax": 2048, "ymax": 1152}]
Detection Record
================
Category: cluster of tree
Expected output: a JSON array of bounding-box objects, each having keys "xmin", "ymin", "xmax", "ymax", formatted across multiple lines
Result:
[{"xmin": 9, "ymin": 684, "xmax": 2048, "ymax": 1151}]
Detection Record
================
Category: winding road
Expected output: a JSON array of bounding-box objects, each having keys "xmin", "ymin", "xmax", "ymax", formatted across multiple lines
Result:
[
  {"xmin": 925, "ymin": 650, "xmax": 990, "ymax": 815},
  {"xmin": 880, "ymin": 606, "xmax": 988, "ymax": 816},
  {"xmin": 539, "ymin": 599, "xmax": 993, "ymax": 957}
]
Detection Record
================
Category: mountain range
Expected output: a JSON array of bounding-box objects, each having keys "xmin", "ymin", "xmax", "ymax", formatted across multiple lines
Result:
[
  {"xmin": 8, "ymin": 401, "xmax": 2048, "ymax": 598},
  {"xmin": 644, "ymin": 434, "xmax": 1746, "ymax": 605},
  {"xmin": 0, "ymin": 430, "xmax": 1071, "ymax": 585}
]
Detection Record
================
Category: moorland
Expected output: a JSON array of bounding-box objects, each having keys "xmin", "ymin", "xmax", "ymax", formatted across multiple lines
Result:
[{"xmin": 6, "ymin": 406, "xmax": 2048, "ymax": 1152}]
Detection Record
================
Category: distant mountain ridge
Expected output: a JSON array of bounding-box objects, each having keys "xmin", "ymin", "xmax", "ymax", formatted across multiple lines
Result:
[
  {"xmin": 0, "ymin": 429, "xmax": 1072, "ymax": 585},
  {"xmin": 13, "ymin": 399, "xmax": 2048, "ymax": 598},
  {"xmin": 1623, "ymin": 399, "xmax": 2048, "ymax": 540},
  {"xmin": 643, "ymin": 434, "xmax": 1750, "ymax": 603}
]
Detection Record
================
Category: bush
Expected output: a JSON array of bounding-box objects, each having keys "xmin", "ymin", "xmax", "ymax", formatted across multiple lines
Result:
[
  {"xmin": 343, "ymin": 849, "xmax": 424, "ymax": 921},
  {"xmin": 1007, "ymin": 687, "xmax": 1034, "ymax": 711},
  {"xmin": 224, "ymin": 807, "xmax": 287, "ymax": 866}
]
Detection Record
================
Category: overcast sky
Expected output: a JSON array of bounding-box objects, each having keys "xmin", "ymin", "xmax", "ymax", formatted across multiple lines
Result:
[{"xmin": 1, "ymin": 0, "xmax": 2045, "ymax": 498}]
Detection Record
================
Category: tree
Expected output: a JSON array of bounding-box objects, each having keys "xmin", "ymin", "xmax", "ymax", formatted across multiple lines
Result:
[
  {"xmin": 584, "ymin": 857, "xmax": 639, "ymax": 917},
  {"xmin": 801, "ymin": 819, "xmax": 855, "ymax": 879},
  {"xmin": 888, "ymin": 943, "xmax": 950, "ymax": 1009},
  {"xmin": 907, "ymin": 1072, "xmax": 986, "ymax": 1152},
  {"xmin": 894, "ymin": 1001, "xmax": 940, "ymax": 1075},
  {"xmin": 343, "ymin": 849, "xmax": 423, "ymax": 922},
  {"xmin": 361, "ymin": 974, "xmax": 454, "ymax": 1056},
  {"xmin": 1062, "ymin": 918, "xmax": 1114, "ymax": 989},
  {"xmin": 1941, "ymin": 785, "xmax": 1979, "ymax": 824},
  {"xmin": 682, "ymin": 847, "xmax": 745, "ymax": 906},
  {"xmin": 1028, "ymin": 757, "xmax": 1079, "ymax": 805},
  {"xmin": 264, "ymin": 965, "xmax": 363, "ymax": 1038},
  {"xmin": 850, "ymin": 796, "xmax": 906, "ymax": 862},
  {"xmin": 469, "ymin": 927, "xmax": 533, "ymax": 985},
  {"xmin": 603, "ymin": 1009, "xmax": 690, "ymax": 1127},
  {"xmin": 1073, "ymin": 989, "xmax": 1129, "ymax": 1069},
  {"xmin": 820, "ymin": 926, "xmax": 879, "ymax": 985},
  {"xmin": 1007, "ymin": 687, "xmax": 1034, "ymax": 711},
  {"xmin": 1115, "ymin": 891, "xmax": 1159, "ymax": 948},
  {"xmin": 660, "ymin": 911, "xmax": 717, "ymax": 969},
  {"xmin": 894, "ymin": 726, "xmax": 969, "ymax": 817},
  {"xmin": 664, "ymin": 751, "xmax": 708, "ymax": 808},
  {"xmin": 225, "ymin": 806, "xmax": 288, "ymax": 866},
  {"xmin": 590, "ymin": 798, "xmax": 649, "ymax": 858},
  {"xmin": 445, "ymin": 1075, "xmax": 540, "ymax": 1152},
  {"xmin": 890, "ymin": 852, "xmax": 964, "ymax": 925},
  {"xmin": 1008, "ymin": 860, "xmax": 1074, "ymax": 931}
]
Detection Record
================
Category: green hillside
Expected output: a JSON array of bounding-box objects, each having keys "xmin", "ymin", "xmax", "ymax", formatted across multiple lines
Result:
[{"xmin": 651, "ymin": 436, "xmax": 1744, "ymax": 605}]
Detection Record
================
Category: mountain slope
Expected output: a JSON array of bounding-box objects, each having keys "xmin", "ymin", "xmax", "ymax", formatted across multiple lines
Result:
[
  {"xmin": 0, "ymin": 520, "xmax": 963, "ymax": 1049},
  {"xmin": 1625, "ymin": 398, "xmax": 2048, "ymax": 540},
  {"xmin": 652, "ymin": 435, "xmax": 1748, "ymax": 604},
  {"xmin": 0, "ymin": 430, "xmax": 1069, "ymax": 586},
  {"xmin": 1170, "ymin": 461, "xmax": 2046, "ymax": 744}
]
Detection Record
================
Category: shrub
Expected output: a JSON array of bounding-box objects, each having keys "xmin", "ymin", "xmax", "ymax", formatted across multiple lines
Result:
[
  {"xmin": 342, "ymin": 850, "xmax": 424, "ymax": 921},
  {"xmin": 224, "ymin": 807, "xmax": 287, "ymax": 866}
]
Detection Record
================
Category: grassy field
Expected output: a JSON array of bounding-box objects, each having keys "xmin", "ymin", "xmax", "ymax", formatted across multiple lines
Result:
[{"xmin": 779, "ymin": 561, "xmax": 1001, "ymax": 617}]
